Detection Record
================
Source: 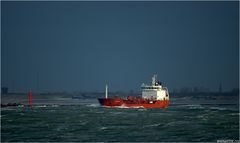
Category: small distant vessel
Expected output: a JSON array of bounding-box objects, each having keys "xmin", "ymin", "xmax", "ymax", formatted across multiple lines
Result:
[{"xmin": 98, "ymin": 75, "xmax": 170, "ymax": 108}]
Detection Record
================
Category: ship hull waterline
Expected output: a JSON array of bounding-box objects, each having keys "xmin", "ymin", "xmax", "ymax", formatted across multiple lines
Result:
[{"xmin": 98, "ymin": 98, "xmax": 170, "ymax": 108}]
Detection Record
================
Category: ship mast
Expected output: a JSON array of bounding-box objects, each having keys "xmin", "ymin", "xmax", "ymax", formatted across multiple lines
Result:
[
  {"xmin": 152, "ymin": 74, "xmax": 157, "ymax": 85},
  {"xmin": 105, "ymin": 84, "xmax": 108, "ymax": 99}
]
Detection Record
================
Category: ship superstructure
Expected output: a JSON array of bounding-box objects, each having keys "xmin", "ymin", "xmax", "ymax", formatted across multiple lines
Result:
[{"xmin": 141, "ymin": 74, "xmax": 169, "ymax": 101}]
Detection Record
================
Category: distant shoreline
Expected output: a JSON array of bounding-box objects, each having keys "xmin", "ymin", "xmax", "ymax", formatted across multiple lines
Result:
[{"xmin": 1, "ymin": 92, "xmax": 239, "ymax": 106}]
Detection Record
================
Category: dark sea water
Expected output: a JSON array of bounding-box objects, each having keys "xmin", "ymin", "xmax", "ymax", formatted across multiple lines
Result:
[{"xmin": 1, "ymin": 101, "xmax": 239, "ymax": 142}]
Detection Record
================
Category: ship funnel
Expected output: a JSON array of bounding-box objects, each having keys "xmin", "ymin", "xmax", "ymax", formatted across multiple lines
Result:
[{"xmin": 105, "ymin": 84, "xmax": 108, "ymax": 99}]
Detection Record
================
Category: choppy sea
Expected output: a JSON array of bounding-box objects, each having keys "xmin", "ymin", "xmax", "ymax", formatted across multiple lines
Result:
[{"xmin": 1, "ymin": 99, "xmax": 239, "ymax": 142}]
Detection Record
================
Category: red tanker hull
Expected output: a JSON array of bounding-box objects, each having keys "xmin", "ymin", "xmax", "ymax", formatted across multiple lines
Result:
[{"xmin": 98, "ymin": 97, "xmax": 169, "ymax": 108}]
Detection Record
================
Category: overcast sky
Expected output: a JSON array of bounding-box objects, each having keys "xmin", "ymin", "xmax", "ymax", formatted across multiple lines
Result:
[{"xmin": 1, "ymin": 1, "xmax": 239, "ymax": 93}]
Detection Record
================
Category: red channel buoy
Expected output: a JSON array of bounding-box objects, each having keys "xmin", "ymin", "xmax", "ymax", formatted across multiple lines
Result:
[{"xmin": 28, "ymin": 89, "xmax": 32, "ymax": 107}]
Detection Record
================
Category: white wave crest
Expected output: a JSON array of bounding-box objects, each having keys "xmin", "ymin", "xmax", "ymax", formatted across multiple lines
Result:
[
  {"xmin": 99, "ymin": 127, "xmax": 108, "ymax": 130},
  {"xmin": 209, "ymin": 107, "xmax": 227, "ymax": 111},
  {"xmin": 144, "ymin": 123, "xmax": 162, "ymax": 128},
  {"xmin": 34, "ymin": 105, "xmax": 47, "ymax": 108},
  {"xmin": 87, "ymin": 103, "xmax": 101, "ymax": 107},
  {"xmin": 229, "ymin": 113, "xmax": 240, "ymax": 116}
]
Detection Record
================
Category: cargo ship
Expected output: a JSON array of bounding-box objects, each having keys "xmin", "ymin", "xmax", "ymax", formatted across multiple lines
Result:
[{"xmin": 98, "ymin": 75, "xmax": 170, "ymax": 108}]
